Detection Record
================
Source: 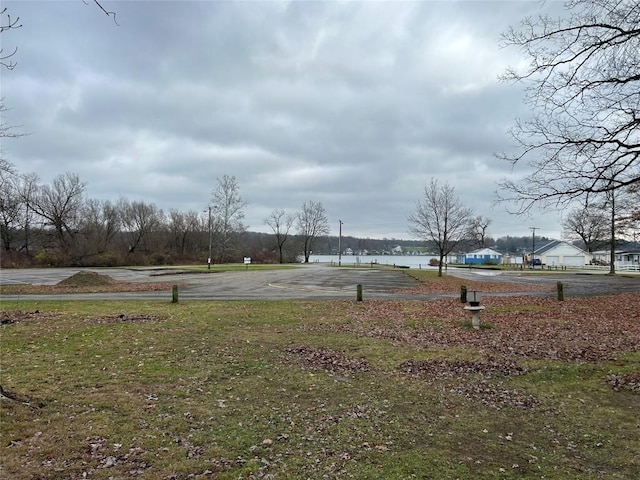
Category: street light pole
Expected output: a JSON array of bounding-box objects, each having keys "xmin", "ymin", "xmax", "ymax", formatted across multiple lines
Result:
[{"xmin": 338, "ymin": 220, "xmax": 343, "ymax": 266}]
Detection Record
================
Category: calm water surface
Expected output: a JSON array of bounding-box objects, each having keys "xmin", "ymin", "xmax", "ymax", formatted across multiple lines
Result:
[{"xmin": 307, "ymin": 254, "xmax": 440, "ymax": 269}]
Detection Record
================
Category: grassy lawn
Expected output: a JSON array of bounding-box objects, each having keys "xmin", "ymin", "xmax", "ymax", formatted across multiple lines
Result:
[
  {"xmin": 178, "ymin": 264, "xmax": 298, "ymax": 273},
  {"xmin": 1, "ymin": 294, "xmax": 639, "ymax": 479}
]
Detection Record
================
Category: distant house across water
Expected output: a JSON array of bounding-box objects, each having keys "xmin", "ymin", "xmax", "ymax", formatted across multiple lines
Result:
[{"xmin": 464, "ymin": 247, "xmax": 503, "ymax": 265}]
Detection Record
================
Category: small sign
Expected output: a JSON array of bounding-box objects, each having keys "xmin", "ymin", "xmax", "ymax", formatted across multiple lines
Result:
[{"xmin": 244, "ymin": 257, "xmax": 251, "ymax": 265}]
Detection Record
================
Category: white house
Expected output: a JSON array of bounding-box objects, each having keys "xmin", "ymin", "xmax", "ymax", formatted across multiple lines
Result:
[
  {"xmin": 592, "ymin": 249, "xmax": 640, "ymax": 267},
  {"xmin": 535, "ymin": 240, "xmax": 590, "ymax": 267}
]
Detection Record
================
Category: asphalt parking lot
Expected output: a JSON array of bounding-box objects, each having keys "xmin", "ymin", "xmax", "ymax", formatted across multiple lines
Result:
[
  {"xmin": 0, "ymin": 264, "xmax": 421, "ymax": 301},
  {"xmin": 1, "ymin": 264, "xmax": 638, "ymax": 301}
]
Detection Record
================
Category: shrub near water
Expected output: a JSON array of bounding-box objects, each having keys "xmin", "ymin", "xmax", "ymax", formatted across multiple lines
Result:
[{"xmin": 1, "ymin": 296, "xmax": 639, "ymax": 479}]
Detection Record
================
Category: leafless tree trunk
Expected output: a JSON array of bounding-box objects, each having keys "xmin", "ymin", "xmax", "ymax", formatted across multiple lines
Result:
[
  {"xmin": 606, "ymin": 191, "xmax": 617, "ymax": 275},
  {"xmin": 408, "ymin": 178, "xmax": 474, "ymax": 277},
  {"xmin": 296, "ymin": 201, "xmax": 330, "ymax": 263},
  {"xmin": 265, "ymin": 208, "xmax": 294, "ymax": 263}
]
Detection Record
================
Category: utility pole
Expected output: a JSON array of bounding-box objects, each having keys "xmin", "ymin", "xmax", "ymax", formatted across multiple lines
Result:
[
  {"xmin": 208, "ymin": 205, "xmax": 213, "ymax": 270},
  {"xmin": 530, "ymin": 226, "xmax": 538, "ymax": 267},
  {"xmin": 338, "ymin": 220, "xmax": 343, "ymax": 266}
]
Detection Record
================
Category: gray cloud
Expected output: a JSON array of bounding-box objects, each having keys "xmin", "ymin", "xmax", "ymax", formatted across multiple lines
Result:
[{"xmin": 3, "ymin": 0, "xmax": 567, "ymax": 240}]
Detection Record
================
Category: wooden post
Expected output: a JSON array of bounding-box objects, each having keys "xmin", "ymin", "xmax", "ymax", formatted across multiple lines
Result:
[
  {"xmin": 356, "ymin": 284, "xmax": 363, "ymax": 301},
  {"xmin": 557, "ymin": 281, "xmax": 564, "ymax": 301},
  {"xmin": 172, "ymin": 284, "xmax": 179, "ymax": 303},
  {"xmin": 460, "ymin": 285, "xmax": 467, "ymax": 303}
]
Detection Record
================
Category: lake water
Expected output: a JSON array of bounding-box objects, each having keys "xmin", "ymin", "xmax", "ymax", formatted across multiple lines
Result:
[{"xmin": 307, "ymin": 254, "xmax": 440, "ymax": 269}]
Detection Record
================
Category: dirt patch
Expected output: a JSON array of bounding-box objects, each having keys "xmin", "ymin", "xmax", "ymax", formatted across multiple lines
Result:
[
  {"xmin": 398, "ymin": 358, "xmax": 526, "ymax": 378},
  {"xmin": 605, "ymin": 371, "xmax": 640, "ymax": 393},
  {"xmin": 0, "ymin": 310, "xmax": 59, "ymax": 325},
  {"xmin": 285, "ymin": 346, "xmax": 375, "ymax": 375},
  {"xmin": 0, "ymin": 385, "xmax": 46, "ymax": 408},
  {"xmin": 398, "ymin": 358, "xmax": 538, "ymax": 409},
  {"xmin": 86, "ymin": 313, "xmax": 164, "ymax": 324}
]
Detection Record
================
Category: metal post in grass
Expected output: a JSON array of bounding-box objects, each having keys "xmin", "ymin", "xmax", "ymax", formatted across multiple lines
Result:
[
  {"xmin": 460, "ymin": 285, "xmax": 467, "ymax": 303},
  {"xmin": 172, "ymin": 284, "xmax": 179, "ymax": 303},
  {"xmin": 356, "ymin": 284, "xmax": 363, "ymax": 301},
  {"xmin": 557, "ymin": 281, "xmax": 564, "ymax": 301}
]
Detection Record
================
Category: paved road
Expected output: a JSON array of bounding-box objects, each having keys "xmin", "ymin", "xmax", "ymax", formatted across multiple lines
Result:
[
  {"xmin": 1, "ymin": 264, "xmax": 638, "ymax": 301},
  {"xmin": 446, "ymin": 267, "xmax": 640, "ymax": 297}
]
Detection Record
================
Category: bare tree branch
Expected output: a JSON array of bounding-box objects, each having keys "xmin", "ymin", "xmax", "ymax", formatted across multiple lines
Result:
[
  {"xmin": 497, "ymin": 0, "xmax": 640, "ymax": 215},
  {"xmin": 85, "ymin": 0, "xmax": 119, "ymax": 26},
  {"xmin": 0, "ymin": 7, "xmax": 21, "ymax": 70}
]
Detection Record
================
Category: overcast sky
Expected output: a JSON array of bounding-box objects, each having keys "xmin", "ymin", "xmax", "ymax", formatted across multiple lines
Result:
[{"xmin": 2, "ymin": 0, "xmax": 568, "ymax": 240}]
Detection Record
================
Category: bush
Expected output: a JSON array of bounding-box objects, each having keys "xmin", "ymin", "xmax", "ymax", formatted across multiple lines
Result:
[
  {"xmin": 80, "ymin": 252, "xmax": 121, "ymax": 267},
  {"xmin": 0, "ymin": 251, "xmax": 34, "ymax": 268},
  {"xmin": 149, "ymin": 252, "xmax": 169, "ymax": 265},
  {"xmin": 34, "ymin": 250, "xmax": 69, "ymax": 267}
]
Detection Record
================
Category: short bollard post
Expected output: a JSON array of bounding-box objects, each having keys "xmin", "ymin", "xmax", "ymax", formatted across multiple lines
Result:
[
  {"xmin": 356, "ymin": 284, "xmax": 363, "ymax": 302},
  {"xmin": 460, "ymin": 285, "xmax": 467, "ymax": 303},
  {"xmin": 172, "ymin": 284, "xmax": 179, "ymax": 303},
  {"xmin": 557, "ymin": 281, "xmax": 564, "ymax": 301}
]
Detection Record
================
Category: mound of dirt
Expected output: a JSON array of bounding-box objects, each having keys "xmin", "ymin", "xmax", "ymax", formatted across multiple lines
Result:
[{"xmin": 57, "ymin": 271, "xmax": 118, "ymax": 287}]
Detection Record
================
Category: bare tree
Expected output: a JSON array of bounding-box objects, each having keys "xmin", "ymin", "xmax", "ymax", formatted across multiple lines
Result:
[
  {"xmin": 30, "ymin": 172, "xmax": 86, "ymax": 253},
  {"xmin": 117, "ymin": 198, "xmax": 164, "ymax": 255},
  {"xmin": 16, "ymin": 172, "xmax": 38, "ymax": 254},
  {"xmin": 0, "ymin": 166, "xmax": 37, "ymax": 253},
  {"xmin": 167, "ymin": 209, "xmax": 201, "ymax": 255},
  {"xmin": 562, "ymin": 203, "xmax": 609, "ymax": 254},
  {"xmin": 0, "ymin": 170, "xmax": 20, "ymax": 251},
  {"xmin": 497, "ymin": 0, "xmax": 640, "ymax": 215},
  {"xmin": 0, "ymin": 101, "xmax": 29, "ymax": 251},
  {"xmin": 265, "ymin": 208, "xmax": 294, "ymax": 263},
  {"xmin": 210, "ymin": 175, "xmax": 247, "ymax": 263},
  {"xmin": 408, "ymin": 178, "xmax": 474, "ymax": 277},
  {"xmin": 468, "ymin": 215, "xmax": 492, "ymax": 249},
  {"xmin": 296, "ymin": 201, "xmax": 330, "ymax": 263},
  {"xmin": 75, "ymin": 198, "xmax": 121, "ymax": 261},
  {"xmin": 616, "ymin": 183, "xmax": 640, "ymax": 245}
]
